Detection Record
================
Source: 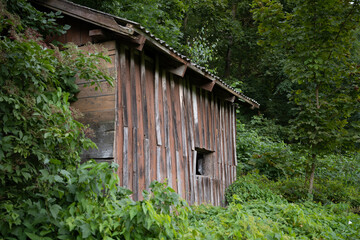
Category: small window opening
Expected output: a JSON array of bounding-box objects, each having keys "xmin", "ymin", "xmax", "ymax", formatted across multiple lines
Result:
[
  {"xmin": 196, "ymin": 153, "xmax": 205, "ymax": 175},
  {"xmin": 195, "ymin": 149, "xmax": 214, "ymax": 176}
]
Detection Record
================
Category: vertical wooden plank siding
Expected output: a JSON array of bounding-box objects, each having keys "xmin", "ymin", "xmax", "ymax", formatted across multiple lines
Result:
[
  {"xmin": 192, "ymin": 85, "xmax": 200, "ymax": 148},
  {"xmin": 122, "ymin": 127, "xmax": 129, "ymax": 188},
  {"xmin": 205, "ymin": 91, "xmax": 210, "ymax": 150},
  {"xmin": 76, "ymin": 42, "xmax": 239, "ymax": 206},
  {"xmin": 135, "ymin": 53, "xmax": 145, "ymax": 200},
  {"xmin": 179, "ymin": 80, "xmax": 189, "ymax": 201},
  {"xmin": 193, "ymin": 150, "xmax": 198, "ymax": 204},
  {"xmin": 129, "ymin": 50, "xmax": 138, "ymax": 200},
  {"xmin": 55, "ymin": 13, "xmax": 244, "ymax": 206},
  {"xmin": 154, "ymin": 56, "xmax": 162, "ymax": 146},
  {"xmin": 171, "ymin": 76, "xmax": 182, "ymax": 196},
  {"xmin": 198, "ymin": 89, "xmax": 204, "ymax": 149},
  {"xmin": 141, "ymin": 53, "xmax": 151, "ymax": 190},
  {"xmin": 115, "ymin": 43, "xmax": 122, "ymax": 185},
  {"xmin": 185, "ymin": 78, "xmax": 195, "ymax": 204},
  {"xmin": 162, "ymin": 70, "xmax": 172, "ymax": 188}
]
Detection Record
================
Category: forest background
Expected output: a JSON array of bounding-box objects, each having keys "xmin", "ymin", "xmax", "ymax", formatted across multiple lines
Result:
[{"xmin": 0, "ymin": 0, "xmax": 360, "ymax": 239}]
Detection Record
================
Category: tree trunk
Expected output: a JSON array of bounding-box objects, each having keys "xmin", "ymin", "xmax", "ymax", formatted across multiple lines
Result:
[
  {"xmin": 308, "ymin": 161, "xmax": 316, "ymax": 194},
  {"xmin": 224, "ymin": 42, "xmax": 232, "ymax": 78},
  {"xmin": 224, "ymin": 2, "xmax": 237, "ymax": 79}
]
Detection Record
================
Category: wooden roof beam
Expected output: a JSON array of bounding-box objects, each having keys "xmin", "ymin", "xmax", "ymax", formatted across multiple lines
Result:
[
  {"xmin": 32, "ymin": 0, "xmax": 135, "ymax": 37},
  {"xmin": 199, "ymin": 80, "xmax": 216, "ymax": 92},
  {"xmin": 168, "ymin": 64, "xmax": 187, "ymax": 78}
]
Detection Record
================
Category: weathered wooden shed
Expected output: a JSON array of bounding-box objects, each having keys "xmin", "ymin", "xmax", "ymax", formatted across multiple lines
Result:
[{"xmin": 33, "ymin": 0, "xmax": 259, "ymax": 206}]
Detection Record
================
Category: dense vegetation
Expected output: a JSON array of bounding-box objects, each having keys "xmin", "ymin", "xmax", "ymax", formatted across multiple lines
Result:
[{"xmin": 1, "ymin": 0, "xmax": 359, "ymax": 239}]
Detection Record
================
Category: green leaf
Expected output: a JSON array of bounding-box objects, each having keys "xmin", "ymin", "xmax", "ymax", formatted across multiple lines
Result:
[{"xmin": 49, "ymin": 204, "xmax": 62, "ymax": 219}]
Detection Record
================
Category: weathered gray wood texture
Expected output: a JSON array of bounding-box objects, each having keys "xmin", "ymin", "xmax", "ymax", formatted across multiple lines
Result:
[{"xmin": 64, "ymin": 22, "xmax": 237, "ymax": 206}]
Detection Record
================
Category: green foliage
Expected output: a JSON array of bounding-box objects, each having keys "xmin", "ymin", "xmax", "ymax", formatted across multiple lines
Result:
[
  {"xmin": 116, "ymin": 181, "xmax": 191, "ymax": 240},
  {"xmin": 184, "ymin": 28, "xmax": 218, "ymax": 73},
  {"xmin": 190, "ymin": 200, "xmax": 360, "ymax": 239},
  {"xmin": 252, "ymin": 0, "xmax": 360, "ymax": 154},
  {"xmin": 71, "ymin": 0, "xmax": 188, "ymax": 48},
  {"xmin": 1, "ymin": 1, "xmax": 359, "ymax": 239},
  {"xmin": 237, "ymin": 119, "xmax": 302, "ymax": 179},
  {"xmin": 225, "ymin": 173, "xmax": 285, "ymax": 204}
]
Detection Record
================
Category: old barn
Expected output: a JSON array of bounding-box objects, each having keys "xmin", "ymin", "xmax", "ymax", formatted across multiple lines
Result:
[{"xmin": 33, "ymin": 0, "xmax": 259, "ymax": 206}]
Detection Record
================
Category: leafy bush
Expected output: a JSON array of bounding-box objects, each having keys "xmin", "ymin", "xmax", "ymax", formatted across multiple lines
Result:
[
  {"xmin": 225, "ymin": 173, "xmax": 285, "ymax": 204},
  {"xmin": 272, "ymin": 177, "xmax": 360, "ymax": 210},
  {"xmin": 190, "ymin": 201, "xmax": 360, "ymax": 239},
  {"xmin": 236, "ymin": 120, "xmax": 303, "ymax": 180}
]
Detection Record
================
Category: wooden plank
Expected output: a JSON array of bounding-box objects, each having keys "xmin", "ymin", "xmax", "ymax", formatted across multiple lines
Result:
[
  {"xmin": 120, "ymin": 46, "xmax": 128, "ymax": 127},
  {"xmin": 130, "ymin": 50, "xmax": 138, "ymax": 126},
  {"xmin": 122, "ymin": 127, "xmax": 129, "ymax": 188},
  {"xmin": 168, "ymin": 76, "xmax": 178, "ymax": 191},
  {"xmin": 179, "ymin": 81, "xmax": 189, "ymax": 201},
  {"xmin": 198, "ymin": 177, "xmax": 202, "ymax": 204},
  {"xmin": 80, "ymin": 110, "xmax": 115, "ymax": 124},
  {"xmin": 170, "ymin": 76, "xmax": 179, "ymax": 150},
  {"xmin": 154, "ymin": 56, "xmax": 162, "ymax": 146},
  {"xmin": 210, "ymin": 178, "xmax": 214, "ymax": 205},
  {"xmin": 114, "ymin": 41, "xmax": 122, "ymax": 185},
  {"xmin": 192, "ymin": 85, "xmax": 200, "ymax": 148},
  {"xmin": 176, "ymin": 151, "xmax": 182, "ymax": 197},
  {"xmin": 144, "ymin": 139, "xmax": 151, "ymax": 190},
  {"xmin": 202, "ymin": 90, "xmax": 206, "ymax": 149},
  {"xmin": 35, "ymin": 0, "xmax": 135, "ymax": 37},
  {"xmin": 156, "ymin": 146, "xmax": 162, "ymax": 181},
  {"xmin": 219, "ymin": 101, "xmax": 224, "ymax": 205},
  {"xmin": 222, "ymin": 103, "xmax": 227, "ymax": 204},
  {"xmin": 135, "ymin": 53, "xmax": 145, "ymax": 200},
  {"xmin": 173, "ymin": 78, "xmax": 186, "ymax": 198},
  {"xmin": 76, "ymin": 81, "xmax": 115, "ymax": 98},
  {"xmin": 186, "ymin": 78, "xmax": 195, "ymax": 150},
  {"xmin": 184, "ymin": 77, "xmax": 194, "ymax": 203},
  {"xmin": 211, "ymin": 94, "xmax": 216, "ymax": 151},
  {"xmin": 187, "ymin": 142, "xmax": 193, "ymax": 203},
  {"xmin": 201, "ymin": 90, "xmax": 206, "ymax": 149},
  {"xmin": 206, "ymin": 177, "xmax": 210, "ymax": 204},
  {"xmin": 129, "ymin": 49, "xmax": 138, "ymax": 200},
  {"xmin": 81, "ymin": 122, "xmax": 114, "ymax": 159},
  {"xmin": 71, "ymin": 95, "xmax": 115, "ymax": 112},
  {"xmin": 145, "ymin": 60, "xmax": 157, "ymax": 182},
  {"xmin": 141, "ymin": 52, "xmax": 149, "ymax": 138},
  {"xmin": 132, "ymin": 127, "xmax": 138, "ymax": 201},
  {"xmin": 162, "ymin": 70, "xmax": 172, "ymax": 188},
  {"xmin": 205, "ymin": 91, "xmax": 210, "ymax": 150},
  {"xmin": 224, "ymin": 105, "xmax": 229, "ymax": 189},
  {"xmin": 198, "ymin": 89, "xmax": 204, "ymax": 149},
  {"xmin": 193, "ymin": 150, "xmax": 198, "ymax": 204}
]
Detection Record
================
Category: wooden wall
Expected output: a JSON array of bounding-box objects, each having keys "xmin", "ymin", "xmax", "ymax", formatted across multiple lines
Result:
[
  {"xmin": 115, "ymin": 44, "xmax": 237, "ymax": 205},
  {"xmin": 71, "ymin": 41, "xmax": 118, "ymax": 163},
  {"xmin": 61, "ymin": 14, "xmax": 238, "ymax": 205}
]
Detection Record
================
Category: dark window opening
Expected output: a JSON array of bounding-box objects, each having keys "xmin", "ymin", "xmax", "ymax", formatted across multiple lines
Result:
[
  {"xmin": 195, "ymin": 149, "xmax": 214, "ymax": 176},
  {"xmin": 196, "ymin": 153, "xmax": 205, "ymax": 175}
]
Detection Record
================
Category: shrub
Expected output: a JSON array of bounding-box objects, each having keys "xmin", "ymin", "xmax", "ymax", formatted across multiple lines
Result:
[
  {"xmin": 225, "ymin": 173, "xmax": 285, "ymax": 204},
  {"xmin": 236, "ymin": 121, "xmax": 303, "ymax": 180},
  {"xmin": 190, "ymin": 200, "xmax": 360, "ymax": 239}
]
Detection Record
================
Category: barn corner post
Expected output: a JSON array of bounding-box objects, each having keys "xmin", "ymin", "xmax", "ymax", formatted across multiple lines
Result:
[{"xmin": 32, "ymin": 0, "xmax": 260, "ymax": 206}]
